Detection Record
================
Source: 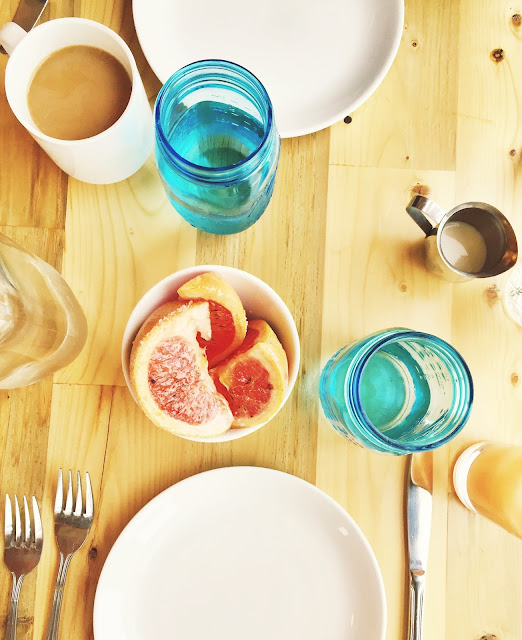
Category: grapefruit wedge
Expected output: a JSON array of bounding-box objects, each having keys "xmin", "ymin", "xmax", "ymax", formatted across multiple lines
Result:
[
  {"xmin": 177, "ymin": 272, "xmax": 247, "ymax": 368},
  {"xmin": 130, "ymin": 300, "xmax": 233, "ymax": 438},
  {"xmin": 210, "ymin": 319, "xmax": 289, "ymax": 428}
]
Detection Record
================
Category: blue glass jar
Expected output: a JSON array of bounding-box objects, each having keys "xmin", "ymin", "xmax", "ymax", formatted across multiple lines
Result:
[
  {"xmin": 154, "ymin": 60, "xmax": 280, "ymax": 235},
  {"xmin": 319, "ymin": 328, "xmax": 473, "ymax": 454}
]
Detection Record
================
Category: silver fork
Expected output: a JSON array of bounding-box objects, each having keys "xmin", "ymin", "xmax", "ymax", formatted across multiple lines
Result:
[
  {"xmin": 3, "ymin": 495, "xmax": 43, "ymax": 640},
  {"xmin": 45, "ymin": 470, "xmax": 94, "ymax": 640}
]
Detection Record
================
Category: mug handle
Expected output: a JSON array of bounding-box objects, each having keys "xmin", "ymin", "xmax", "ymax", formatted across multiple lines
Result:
[
  {"xmin": 406, "ymin": 195, "xmax": 446, "ymax": 237},
  {"xmin": 0, "ymin": 22, "xmax": 28, "ymax": 55},
  {"xmin": 0, "ymin": 0, "xmax": 48, "ymax": 54}
]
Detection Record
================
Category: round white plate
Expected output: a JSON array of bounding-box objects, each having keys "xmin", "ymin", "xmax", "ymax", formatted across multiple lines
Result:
[
  {"xmin": 132, "ymin": 0, "xmax": 404, "ymax": 138},
  {"xmin": 93, "ymin": 467, "xmax": 386, "ymax": 640}
]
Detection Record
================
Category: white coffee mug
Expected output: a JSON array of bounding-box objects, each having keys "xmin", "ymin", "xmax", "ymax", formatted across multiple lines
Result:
[{"xmin": 0, "ymin": 18, "xmax": 154, "ymax": 184}]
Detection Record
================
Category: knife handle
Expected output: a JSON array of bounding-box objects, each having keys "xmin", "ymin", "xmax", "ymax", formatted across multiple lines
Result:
[{"xmin": 409, "ymin": 572, "xmax": 425, "ymax": 640}]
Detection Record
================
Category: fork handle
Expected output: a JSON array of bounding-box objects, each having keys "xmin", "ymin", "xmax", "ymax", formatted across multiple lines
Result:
[
  {"xmin": 44, "ymin": 553, "xmax": 73, "ymax": 640},
  {"xmin": 5, "ymin": 573, "xmax": 24, "ymax": 640}
]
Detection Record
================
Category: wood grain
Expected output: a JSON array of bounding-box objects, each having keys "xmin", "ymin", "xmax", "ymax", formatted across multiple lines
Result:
[
  {"xmin": 0, "ymin": 0, "xmax": 67, "ymax": 231},
  {"xmin": 446, "ymin": 1, "xmax": 522, "ymax": 638},
  {"xmin": 55, "ymin": 156, "xmax": 197, "ymax": 386},
  {"xmin": 0, "ymin": 0, "xmax": 521, "ymax": 638},
  {"xmin": 32, "ymin": 384, "xmax": 112, "ymax": 640},
  {"xmin": 316, "ymin": 166, "xmax": 456, "ymax": 640},
  {"xmin": 196, "ymin": 131, "xmax": 330, "ymax": 482},
  {"xmin": 329, "ymin": 0, "xmax": 459, "ymax": 171}
]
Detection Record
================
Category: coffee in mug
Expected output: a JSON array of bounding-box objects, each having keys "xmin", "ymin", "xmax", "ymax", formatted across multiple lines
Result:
[{"xmin": 27, "ymin": 45, "xmax": 132, "ymax": 140}]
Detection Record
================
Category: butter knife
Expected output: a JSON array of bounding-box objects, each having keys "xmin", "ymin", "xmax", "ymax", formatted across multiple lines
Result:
[
  {"xmin": 407, "ymin": 452, "xmax": 433, "ymax": 640},
  {"xmin": 0, "ymin": 0, "xmax": 48, "ymax": 54}
]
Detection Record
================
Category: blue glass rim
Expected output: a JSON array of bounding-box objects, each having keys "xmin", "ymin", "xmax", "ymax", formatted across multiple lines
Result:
[
  {"xmin": 346, "ymin": 329, "xmax": 474, "ymax": 453},
  {"xmin": 154, "ymin": 59, "xmax": 274, "ymax": 177}
]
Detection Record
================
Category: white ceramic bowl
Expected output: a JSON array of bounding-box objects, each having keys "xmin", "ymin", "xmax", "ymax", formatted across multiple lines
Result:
[{"xmin": 122, "ymin": 265, "xmax": 300, "ymax": 442}]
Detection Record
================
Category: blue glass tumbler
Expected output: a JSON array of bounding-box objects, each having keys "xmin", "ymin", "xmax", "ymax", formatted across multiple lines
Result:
[
  {"xmin": 154, "ymin": 60, "xmax": 280, "ymax": 235},
  {"xmin": 319, "ymin": 329, "xmax": 473, "ymax": 454}
]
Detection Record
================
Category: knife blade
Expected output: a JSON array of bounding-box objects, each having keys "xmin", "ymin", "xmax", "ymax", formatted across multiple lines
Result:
[
  {"xmin": 0, "ymin": 0, "xmax": 48, "ymax": 54},
  {"xmin": 407, "ymin": 452, "xmax": 433, "ymax": 640}
]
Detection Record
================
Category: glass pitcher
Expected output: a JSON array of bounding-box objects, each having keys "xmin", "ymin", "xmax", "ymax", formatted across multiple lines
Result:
[{"xmin": 0, "ymin": 232, "xmax": 87, "ymax": 388}]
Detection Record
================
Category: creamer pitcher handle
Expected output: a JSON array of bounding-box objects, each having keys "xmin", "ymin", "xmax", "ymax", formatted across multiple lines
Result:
[{"xmin": 406, "ymin": 195, "xmax": 446, "ymax": 237}]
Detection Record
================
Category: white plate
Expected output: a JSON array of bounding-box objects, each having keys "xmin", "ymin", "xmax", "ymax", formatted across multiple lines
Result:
[
  {"xmin": 132, "ymin": 0, "xmax": 404, "ymax": 138},
  {"xmin": 93, "ymin": 467, "xmax": 386, "ymax": 640}
]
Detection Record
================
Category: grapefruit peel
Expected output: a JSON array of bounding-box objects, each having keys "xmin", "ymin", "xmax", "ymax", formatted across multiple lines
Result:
[
  {"xmin": 177, "ymin": 272, "xmax": 247, "ymax": 368},
  {"xmin": 211, "ymin": 319, "xmax": 289, "ymax": 428},
  {"xmin": 130, "ymin": 300, "xmax": 233, "ymax": 438}
]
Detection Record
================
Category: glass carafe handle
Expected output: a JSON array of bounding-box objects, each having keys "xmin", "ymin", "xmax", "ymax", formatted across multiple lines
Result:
[{"xmin": 0, "ymin": 232, "xmax": 87, "ymax": 388}]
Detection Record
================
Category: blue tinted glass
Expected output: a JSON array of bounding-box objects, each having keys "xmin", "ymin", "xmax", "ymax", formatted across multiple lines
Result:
[
  {"xmin": 319, "ymin": 329, "xmax": 473, "ymax": 454},
  {"xmin": 155, "ymin": 60, "xmax": 280, "ymax": 235}
]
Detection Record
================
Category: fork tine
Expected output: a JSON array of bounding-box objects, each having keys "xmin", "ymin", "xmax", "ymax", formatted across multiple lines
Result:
[
  {"xmin": 54, "ymin": 469, "xmax": 64, "ymax": 515},
  {"xmin": 74, "ymin": 471, "xmax": 83, "ymax": 517},
  {"xmin": 4, "ymin": 495, "xmax": 13, "ymax": 546},
  {"xmin": 23, "ymin": 496, "xmax": 31, "ymax": 546},
  {"xmin": 64, "ymin": 470, "xmax": 73, "ymax": 516},
  {"xmin": 14, "ymin": 496, "xmax": 22, "ymax": 546},
  {"xmin": 85, "ymin": 472, "xmax": 93, "ymax": 519},
  {"xmin": 32, "ymin": 497, "xmax": 43, "ymax": 549}
]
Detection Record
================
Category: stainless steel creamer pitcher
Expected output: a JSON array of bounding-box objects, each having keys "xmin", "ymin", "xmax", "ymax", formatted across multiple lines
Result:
[{"xmin": 406, "ymin": 195, "xmax": 518, "ymax": 282}]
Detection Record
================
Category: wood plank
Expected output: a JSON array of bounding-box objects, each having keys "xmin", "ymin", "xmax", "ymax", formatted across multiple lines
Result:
[
  {"xmin": 329, "ymin": 0, "xmax": 459, "ymax": 172},
  {"xmin": 446, "ymin": 0, "xmax": 522, "ymax": 638},
  {"xmin": 316, "ymin": 165, "xmax": 456, "ymax": 640},
  {"xmin": 0, "ymin": 6, "xmax": 68, "ymax": 231},
  {"xmin": 196, "ymin": 130, "xmax": 331, "ymax": 482},
  {"xmin": 32, "ymin": 384, "xmax": 113, "ymax": 640},
  {"xmin": 38, "ymin": 0, "xmax": 175, "ymax": 386},
  {"xmin": 0, "ymin": 227, "xmax": 63, "ymax": 637},
  {"xmin": 0, "ymin": 379, "xmax": 53, "ymax": 640},
  {"xmin": 319, "ymin": 166, "xmax": 456, "ymax": 342},
  {"xmin": 55, "ymin": 156, "xmax": 198, "ymax": 386}
]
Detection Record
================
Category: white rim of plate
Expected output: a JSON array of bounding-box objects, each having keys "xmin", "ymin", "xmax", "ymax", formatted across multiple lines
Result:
[{"xmin": 132, "ymin": 0, "xmax": 405, "ymax": 138}]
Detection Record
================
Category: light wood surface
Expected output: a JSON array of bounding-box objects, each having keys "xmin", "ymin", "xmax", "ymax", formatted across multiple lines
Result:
[{"xmin": 1, "ymin": 0, "xmax": 521, "ymax": 638}]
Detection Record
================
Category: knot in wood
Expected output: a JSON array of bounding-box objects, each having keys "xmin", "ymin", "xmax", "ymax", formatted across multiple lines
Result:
[
  {"xmin": 410, "ymin": 183, "xmax": 431, "ymax": 197},
  {"xmin": 484, "ymin": 284, "xmax": 500, "ymax": 306},
  {"xmin": 490, "ymin": 48, "xmax": 505, "ymax": 62}
]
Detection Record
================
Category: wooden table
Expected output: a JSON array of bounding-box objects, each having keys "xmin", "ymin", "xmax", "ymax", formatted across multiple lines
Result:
[{"xmin": 1, "ymin": 0, "xmax": 521, "ymax": 638}]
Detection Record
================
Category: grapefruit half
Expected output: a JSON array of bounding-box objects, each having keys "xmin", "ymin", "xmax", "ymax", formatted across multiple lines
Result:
[
  {"xmin": 130, "ymin": 300, "xmax": 233, "ymax": 438},
  {"xmin": 210, "ymin": 319, "xmax": 288, "ymax": 428},
  {"xmin": 177, "ymin": 272, "xmax": 247, "ymax": 368}
]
